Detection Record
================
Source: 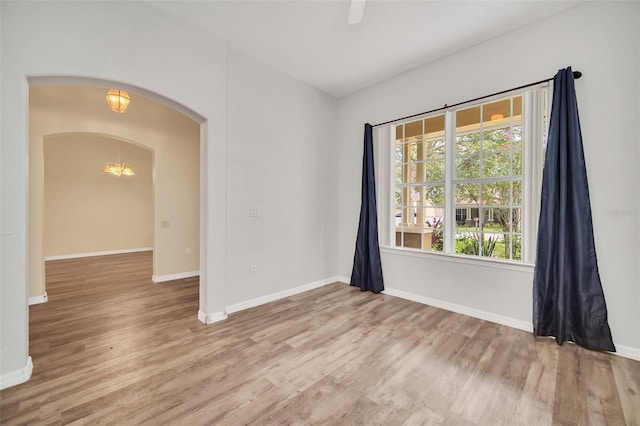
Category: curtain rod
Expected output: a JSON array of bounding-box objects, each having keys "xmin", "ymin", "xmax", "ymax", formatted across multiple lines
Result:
[{"xmin": 372, "ymin": 70, "xmax": 582, "ymax": 127}]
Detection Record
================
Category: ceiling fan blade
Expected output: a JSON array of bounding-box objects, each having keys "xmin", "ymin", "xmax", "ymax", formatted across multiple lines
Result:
[{"xmin": 347, "ymin": 0, "xmax": 366, "ymax": 25}]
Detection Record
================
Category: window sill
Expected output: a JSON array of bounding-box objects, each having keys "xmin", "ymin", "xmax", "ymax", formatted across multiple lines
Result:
[{"xmin": 380, "ymin": 246, "xmax": 535, "ymax": 273}]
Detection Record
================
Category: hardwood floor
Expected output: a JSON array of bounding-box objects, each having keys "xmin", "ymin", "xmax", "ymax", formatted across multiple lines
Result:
[{"xmin": 1, "ymin": 251, "xmax": 639, "ymax": 425}]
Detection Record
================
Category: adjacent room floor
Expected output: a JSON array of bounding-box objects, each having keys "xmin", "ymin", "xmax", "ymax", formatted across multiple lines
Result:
[{"xmin": 1, "ymin": 252, "xmax": 639, "ymax": 425}]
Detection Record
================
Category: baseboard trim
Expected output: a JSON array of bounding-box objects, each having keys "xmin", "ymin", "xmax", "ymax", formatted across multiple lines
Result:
[
  {"xmin": 0, "ymin": 356, "xmax": 33, "ymax": 390},
  {"xmin": 152, "ymin": 271, "xmax": 199, "ymax": 283},
  {"xmin": 615, "ymin": 344, "xmax": 640, "ymax": 361},
  {"xmin": 226, "ymin": 276, "xmax": 342, "ymax": 314},
  {"xmin": 383, "ymin": 287, "xmax": 533, "ymax": 332},
  {"xmin": 383, "ymin": 287, "xmax": 640, "ymax": 361},
  {"xmin": 45, "ymin": 247, "xmax": 152, "ymax": 261},
  {"xmin": 197, "ymin": 310, "xmax": 228, "ymax": 324},
  {"xmin": 337, "ymin": 276, "xmax": 351, "ymax": 284},
  {"xmin": 28, "ymin": 292, "xmax": 48, "ymax": 305}
]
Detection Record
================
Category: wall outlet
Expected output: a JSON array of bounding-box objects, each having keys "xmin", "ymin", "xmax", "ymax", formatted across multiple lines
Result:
[
  {"xmin": 250, "ymin": 264, "xmax": 257, "ymax": 275},
  {"xmin": 250, "ymin": 206, "xmax": 260, "ymax": 217},
  {"xmin": 185, "ymin": 248, "xmax": 192, "ymax": 255}
]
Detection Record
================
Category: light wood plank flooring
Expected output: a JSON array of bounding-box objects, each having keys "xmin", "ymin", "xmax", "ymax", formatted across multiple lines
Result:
[{"xmin": 1, "ymin": 251, "xmax": 639, "ymax": 425}]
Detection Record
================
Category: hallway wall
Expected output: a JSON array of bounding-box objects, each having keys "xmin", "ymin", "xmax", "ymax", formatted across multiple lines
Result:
[{"xmin": 43, "ymin": 134, "xmax": 153, "ymax": 257}]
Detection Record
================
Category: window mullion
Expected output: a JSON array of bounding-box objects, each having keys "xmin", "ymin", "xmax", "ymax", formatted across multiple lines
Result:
[
  {"xmin": 418, "ymin": 119, "xmax": 425, "ymax": 249},
  {"xmin": 444, "ymin": 110, "xmax": 455, "ymax": 254}
]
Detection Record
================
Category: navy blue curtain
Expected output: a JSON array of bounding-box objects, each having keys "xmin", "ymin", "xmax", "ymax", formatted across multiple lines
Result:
[
  {"xmin": 351, "ymin": 123, "xmax": 384, "ymax": 293},
  {"xmin": 533, "ymin": 67, "xmax": 615, "ymax": 352}
]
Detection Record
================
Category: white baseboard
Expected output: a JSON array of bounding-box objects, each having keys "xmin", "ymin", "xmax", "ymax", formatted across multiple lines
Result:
[
  {"xmin": 383, "ymin": 287, "xmax": 640, "ymax": 361},
  {"xmin": 226, "ymin": 276, "xmax": 342, "ymax": 314},
  {"xmin": 383, "ymin": 287, "xmax": 533, "ymax": 332},
  {"xmin": 28, "ymin": 292, "xmax": 48, "ymax": 305},
  {"xmin": 614, "ymin": 344, "xmax": 640, "ymax": 361},
  {"xmin": 197, "ymin": 310, "xmax": 228, "ymax": 324},
  {"xmin": 0, "ymin": 356, "xmax": 33, "ymax": 390},
  {"xmin": 152, "ymin": 270, "xmax": 199, "ymax": 283},
  {"xmin": 45, "ymin": 247, "xmax": 152, "ymax": 261},
  {"xmin": 336, "ymin": 276, "xmax": 350, "ymax": 284}
]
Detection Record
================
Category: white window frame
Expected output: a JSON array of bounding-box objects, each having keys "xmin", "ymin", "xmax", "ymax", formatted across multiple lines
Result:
[{"xmin": 375, "ymin": 85, "xmax": 549, "ymax": 269}]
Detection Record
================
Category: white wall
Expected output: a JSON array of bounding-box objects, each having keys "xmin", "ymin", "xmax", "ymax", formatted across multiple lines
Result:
[
  {"xmin": 43, "ymin": 134, "xmax": 153, "ymax": 257},
  {"xmin": 1, "ymin": 0, "xmax": 228, "ymax": 384},
  {"xmin": 337, "ymin": 2, "xmax": 640, "ymax": 356},
  {"xmin": 226, "ymin": 50, "xmax": 339, "ymax": 306},
  {"xmin": 3, "ymin": 0, "xmax": 636, "ymax": 391},
  {"xmin": 0, "ymin": 0, "xmax": 340, "ymax": 387}
]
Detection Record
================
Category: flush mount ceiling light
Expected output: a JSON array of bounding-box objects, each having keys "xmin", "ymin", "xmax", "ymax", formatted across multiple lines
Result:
[
  {"xmin": 101, "ymin": 161, "xmax": 135, "ymax": 177},
  {"xmin": 491, "ymin": 113, "xmax": 505, "ymax": 121},
  {"xmin": 106, "ymin": 89, "xmax": 130, "ymax": 113}
]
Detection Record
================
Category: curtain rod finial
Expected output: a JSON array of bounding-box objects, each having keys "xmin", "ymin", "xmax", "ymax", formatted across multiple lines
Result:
[{"xmin": 573, "ymin": 71, "xmax": 582, "ymax": 79}]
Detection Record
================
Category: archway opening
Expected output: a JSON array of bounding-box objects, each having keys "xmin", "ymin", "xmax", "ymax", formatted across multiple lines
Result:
[{"xmin": 28, "ymin": 79, "xmax": 206, "ymax": 318}]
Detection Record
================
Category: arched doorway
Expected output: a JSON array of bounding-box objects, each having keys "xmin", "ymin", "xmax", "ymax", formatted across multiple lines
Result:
[{"xmin": 27, "ymin": 77, "xmax": 223, "ymax": 324}]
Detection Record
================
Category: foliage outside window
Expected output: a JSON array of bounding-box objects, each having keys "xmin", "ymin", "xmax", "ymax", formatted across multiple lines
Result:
[{"xmin": 389, "ymin": 89, "xmax": 547, "ymax": 263}]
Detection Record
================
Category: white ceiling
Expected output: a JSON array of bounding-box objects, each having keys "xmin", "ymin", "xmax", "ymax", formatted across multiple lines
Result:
[{"xmin": 150, "ymin": 0, "xmax": 581, "ymax": 98}]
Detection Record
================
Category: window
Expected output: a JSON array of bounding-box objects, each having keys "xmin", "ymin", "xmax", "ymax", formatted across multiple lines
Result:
[
  {"xmin": 380, "ymin": 87, "xmax": 548, "ymax": 264},
  {"xmin": 394, "ymin": 114, "xmax": 446, "ymax": 251}
]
